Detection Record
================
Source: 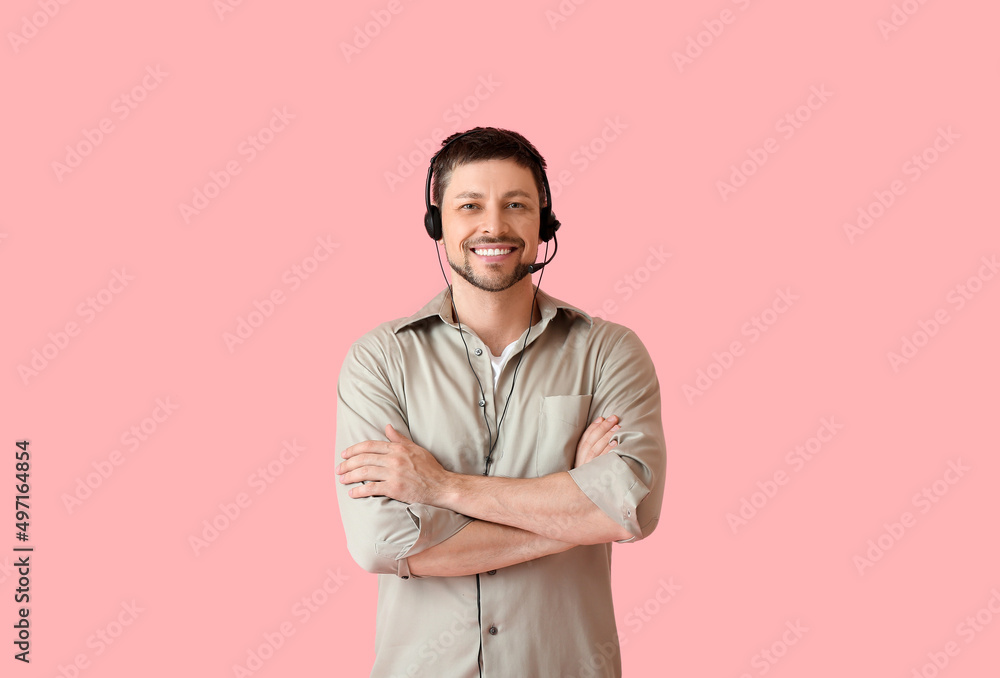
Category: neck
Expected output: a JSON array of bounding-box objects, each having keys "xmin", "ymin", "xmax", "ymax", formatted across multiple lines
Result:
[{"xmin": 450, "ymin": 276, "xmax": 542, "ymax": 356}]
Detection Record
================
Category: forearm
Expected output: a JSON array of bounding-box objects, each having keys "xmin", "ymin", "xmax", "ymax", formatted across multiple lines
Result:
[
  {"xmin": 407, "ymin": 520, "xmax": 574, "ymax": 577},
  {"xmin": 436, "ymin": 471, "xmax": 632, "ymax": 545}
]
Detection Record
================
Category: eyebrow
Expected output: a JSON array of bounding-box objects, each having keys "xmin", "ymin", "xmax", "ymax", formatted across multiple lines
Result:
[{"xmin": 451, "ymin": 189, "xmax": 535, "ymax": 201}]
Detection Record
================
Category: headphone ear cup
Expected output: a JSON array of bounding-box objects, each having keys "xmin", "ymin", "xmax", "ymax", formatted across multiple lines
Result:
[
  {"xmin": 539, "ymin": 209, "xmax": 560, "ymax": 242},
  {"xmin": 424, "ymin": 206, "xmax": 442, "ymax": 240}
]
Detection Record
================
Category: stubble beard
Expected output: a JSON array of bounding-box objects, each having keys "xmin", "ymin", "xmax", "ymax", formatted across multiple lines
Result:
[{"xmin": 447, "ymin": 246, "xmax": 534, "ymax": 293}]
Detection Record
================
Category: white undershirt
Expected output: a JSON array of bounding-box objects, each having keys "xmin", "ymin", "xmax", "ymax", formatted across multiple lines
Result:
[{"xmin": 490, "ymin": 339, "xmax": 521, "ymax": 390}]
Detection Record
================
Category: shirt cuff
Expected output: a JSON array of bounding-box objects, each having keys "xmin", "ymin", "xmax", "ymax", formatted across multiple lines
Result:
[
  {"xmin": 381, "ymin": 503, "xmax": 473, "ymax": 579},
  {"xmin": 568, "ymin": 453, "xmax": 650, "ymax": 542}
]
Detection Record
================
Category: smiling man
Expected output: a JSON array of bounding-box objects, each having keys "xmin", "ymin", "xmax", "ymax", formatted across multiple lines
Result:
[{"xmin": 334, "ymin": 127, "xmax": 666, "ymax": 677}]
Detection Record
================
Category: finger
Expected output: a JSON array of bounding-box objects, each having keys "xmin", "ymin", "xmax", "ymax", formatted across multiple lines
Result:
[
  {"xmin": 579, "ymin": 415, "xmax": 617, "ymax": 449},
  {"xmin": 339, "ymin": 462, "xmax": 390, "ymax": 485},
  {"xmin": 603, "ymin": 422, "xmax": 620, "ymax": 442},
  {"xmin": 337, "ymin": 452, "xmax": 390, "ymax": 475},
  {"xmin": 587, "ymin": 425, "xmax": 621, "ymax": 462},
  {"xmin": 341, "ymin": 440, "xmax": 391, "ymax": 461},
  {"xmin": 385, "ymin": 424, "xmax": 412, "ymax": 443},
  {"xmin": 348, "ymin": 481, "xmax": 387, "ymax": 499},
  {"xmin": 600, "ymin": 424, "xmax": 621, "ymax": 450},
  {"xmin": 582, "ymin": 417, "xmax": 615, "ymax": 444}
]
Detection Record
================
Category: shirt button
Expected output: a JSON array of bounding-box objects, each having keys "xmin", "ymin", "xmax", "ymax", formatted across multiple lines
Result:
[
  {"xmin": 487, "ymin": 570, "xmax": 497, "ymax": 575},
  {"xmin": 475, "ymin": 348, "xmax": 483, "ymax": 356},
  {"xmin": 479, "ymin": 399, "xmax": 486, "ymax": 407},
  {"xmin": 488, "ymin": 626, "xmax": 498, "ymax": 635}
]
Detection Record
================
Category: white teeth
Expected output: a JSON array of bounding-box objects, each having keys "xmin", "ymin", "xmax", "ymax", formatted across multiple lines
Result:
[{"xmin": 474, "ymin": 248, "xmax": 512, "ymax": 257}]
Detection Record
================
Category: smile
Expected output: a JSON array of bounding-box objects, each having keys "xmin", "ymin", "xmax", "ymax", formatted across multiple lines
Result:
[{"xmin": 471, "ymin": 247, "xmax": 514, "ymax": 257}]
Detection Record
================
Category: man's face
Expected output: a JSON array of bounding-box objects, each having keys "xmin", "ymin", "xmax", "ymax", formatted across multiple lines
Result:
[{"xmin": 438, "ymin": 158, "xmax": 541, "ymax": 293}]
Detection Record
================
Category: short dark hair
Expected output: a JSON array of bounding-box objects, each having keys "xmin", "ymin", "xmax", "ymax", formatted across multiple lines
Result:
[{"xmin": 431, "ymin": 127, "xmax": 549, "ymax": 209}]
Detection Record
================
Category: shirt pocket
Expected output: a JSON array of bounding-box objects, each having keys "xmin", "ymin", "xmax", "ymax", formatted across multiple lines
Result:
[{"xmin": 535, "ymin": 394, "xmax": 593, "ymax": 477}]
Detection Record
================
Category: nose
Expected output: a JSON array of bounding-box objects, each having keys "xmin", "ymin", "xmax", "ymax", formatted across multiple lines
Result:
[{"xmin": 481, "ymin": 201, "xmax": 508, "ymax": 235}]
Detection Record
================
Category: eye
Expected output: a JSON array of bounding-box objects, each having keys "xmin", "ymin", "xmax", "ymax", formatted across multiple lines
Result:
[
  {"xmin": 459, "ymin": 203, "xmax": 480, "ymax": 210},
  {"xmin": 506, "ymin": 202, "xmax": 525, "ymax": 209}
]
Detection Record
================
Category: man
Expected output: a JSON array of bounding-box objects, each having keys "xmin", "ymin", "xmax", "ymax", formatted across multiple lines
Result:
[{"xmin": 335, "ymin": 127, "xmax": 666, "ymax": 677}]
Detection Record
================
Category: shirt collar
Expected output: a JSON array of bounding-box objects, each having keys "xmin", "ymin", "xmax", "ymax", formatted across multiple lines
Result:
[{"xmin": 391, "ymin": 285, "xmax": 593, "ymax": 334}]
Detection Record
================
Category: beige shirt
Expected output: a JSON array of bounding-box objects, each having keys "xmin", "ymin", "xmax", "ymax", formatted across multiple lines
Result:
[{"xmin": 335, "ymin": 286, "xmax": 667, "ymax": 677}]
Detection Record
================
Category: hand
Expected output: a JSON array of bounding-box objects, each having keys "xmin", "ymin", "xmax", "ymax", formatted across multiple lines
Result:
[
  {"xmin": 574, "ymin": 415, "xmax": 620, "ymax": 469},
  {"xmin": 337, "ymin": 424, "xmax": 449, "ymax": 504}
]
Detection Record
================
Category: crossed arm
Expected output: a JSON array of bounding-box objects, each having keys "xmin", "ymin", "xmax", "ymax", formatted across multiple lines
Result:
[{"xmin": 336, "ymin": 417, "xmax": 628, "ymax": 577}]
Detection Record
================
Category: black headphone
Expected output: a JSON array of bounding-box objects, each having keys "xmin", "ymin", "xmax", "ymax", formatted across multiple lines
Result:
[{"xmin": 423, "ymin": 129, "xmax": 561, "ymax": 243}]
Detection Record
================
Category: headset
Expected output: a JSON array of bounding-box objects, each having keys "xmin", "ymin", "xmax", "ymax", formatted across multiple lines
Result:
[{"xmin": 423, "ymin": 129, "xmax": 562, "ymax": 258}]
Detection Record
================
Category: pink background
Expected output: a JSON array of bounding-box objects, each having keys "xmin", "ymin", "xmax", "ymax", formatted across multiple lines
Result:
[{"xmin": 3, "ymin": 1, "xmax": 998, "ymax": 676}]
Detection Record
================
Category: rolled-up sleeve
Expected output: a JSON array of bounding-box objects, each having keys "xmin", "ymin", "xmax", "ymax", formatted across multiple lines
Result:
[
  {"xmin": 335, "ymin": 338, "xmax": 473, "ymax": 578},
  {"xmin": 567, "ymin": 329, "xmax": 666, "ymax": 543}
]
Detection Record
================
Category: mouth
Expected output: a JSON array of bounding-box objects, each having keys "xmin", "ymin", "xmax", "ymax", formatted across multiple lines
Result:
[{"xmin": 470, "ymin": 245, "xmax": 517, "ymax": 262}]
